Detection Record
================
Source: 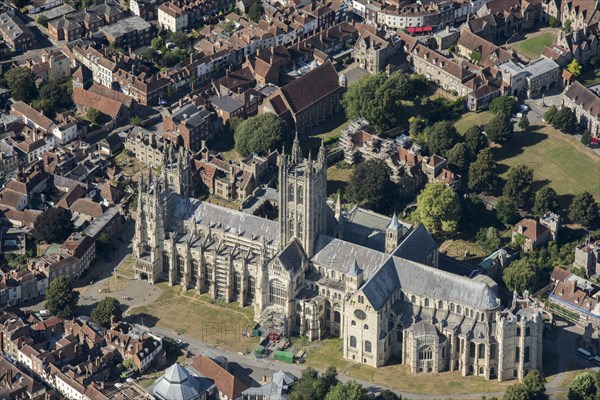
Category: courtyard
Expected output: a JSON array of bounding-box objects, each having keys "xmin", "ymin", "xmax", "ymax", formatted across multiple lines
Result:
[{"xmin": 509, "ymin": 31, "xmax": 555, "ymax": 60}]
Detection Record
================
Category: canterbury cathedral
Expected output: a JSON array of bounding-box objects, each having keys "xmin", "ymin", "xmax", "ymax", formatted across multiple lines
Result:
[{"xmin": 133, "ymin": 137, "xmax": 543, "ymax": 381}]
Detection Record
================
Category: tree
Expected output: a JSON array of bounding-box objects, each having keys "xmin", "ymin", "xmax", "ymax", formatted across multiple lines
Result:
[
  {"xmin": 544, "ymin": 106, "xmax": 558, "ymax": 124},
  {"xmin": 581, "ymin": 130, "xmax": 592, "ymax": 146},
  {"xmin": 549, "ymin": 16, "xmax": 558, "ymax": 27},
  {"xmin": 129, "ymin": 116, "xmax": 143, "ymax": 126},
  {"xmin": 346, "ymin": 159, "xmax": 391, "ymax": 209},
  {"xmin": 503, "ymin": 164, "xmax": 534, "ymax": 208},
  {"xmin": 86, "ymin": 108, "xmax": 102, "ymax": 124},
  {"xmin": 503, "ymin": 257, "xmax": 537, "ymax": 292},
  {"xmin": 247, "ymin": 2, "xmax": 263, "ymax": 21},
  {"xmin": 533, "ymin": 187, "xmax": 559, "ymax": 216},
  {"xmin": 568, "ymin": 373, "xmax": 597, "ymax": 400},
  {"xmin": 446, "ymin": 142, "xmax": 470, "ymax": 173},
  {"xmin": 569, "ymin": 192, "xmax": 600, "ymax": 227},
  {"xmin": 567, "ymin": 58, "xmax": 583, "ymax": 77},
  {"xmin": 151, "ymin": 37, "xmax": 164, "ymax": 50},
  {"xmin": 464, "ymin": 125, "xmax": 488, "ymax": 158},
  {"xmin": 489, "ymin": 96, "xmax": 517, "ymax": 116},
  {"xmin": 36, "ymin": 14, "xmax": 49, "ymax": 27},
  {"xmin": 486, "ymin": 113, "xmax": 514, "ymax": 143},
  {"xmin": 325, "ymin": 381, "xmax": 370, "ymax": 400},
  {"xmin": 468, "ymin": 148, "xmax": 498, "ymax": 192},
  {"xmin": 376, "ymin": 390, "xmax": 401, "ymax": 400},
  {"xmin": 234, "ymin": 113, "xmax": 291, "ymax": 156},
  {"xmin": 33, "ymin": 207, "xmax": 74, "ymax": 244},
  {"xmin": 470, "ymin": 50, "xmax": 482, "ymax": 64},
  {"xmin": 290, "ymin": 367, "xmax": 338, "ymax": 400},
  {"xmin": 476, "ymin": 227, "xmax": 502, "ymax": 252},
  {"xmin": 496, "ymin": 196, "xmax": 520, "ymax": 225},
  {"xmin": 563, "ymin": 18, "xmax": 572, "ymax": 33},
  {"xmin": 523, "ymin": 370, "xmax": 549, "ymax": 400},
  {"xmin": 424, "ymin": 121, "xmax": 458, "ymax": 156},
  {"xmin": 168, "ymin": 31, "xmax": 189, "ymax": 48},
  {"xmin": 518, "ymin": 115, "xmax": 530, "ymax": 131},
  {"xmin": 342, "ymin": 72, "xmax": 416, "ymax": 133},
  {"xmin": 409, "ymin": 116, "xmax": 428, "ymax": 138},
  {"xmin": 415, "ymin": 183, "xmax": 461, "ymax": 235},
  {"xmin": 504, "ymin": 383, "xmax": 530, "ymax": 400},
  {"xmin": 92, "ymin": 297, "xmax": 123, "ymax": 327},
  {"xmin": 4, "ymin": 67, "xmax": 38, "ymax": 102},
  {"xmin": 45, "ymin": 277, "xmax": 80, "ymax": 318},
  {"xmin": 551, "ymin": 107, "xmax": 577, "ymax": 133}
]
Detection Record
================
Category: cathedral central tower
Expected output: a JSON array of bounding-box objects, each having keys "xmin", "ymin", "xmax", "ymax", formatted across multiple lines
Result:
[{"xmin": 277, "ymin": 135, "xmax": 328, "ymax": 257}]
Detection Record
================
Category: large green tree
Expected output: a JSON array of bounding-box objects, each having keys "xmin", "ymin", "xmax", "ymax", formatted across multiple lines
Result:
[
  {"xmin": 476, "ymin": 227, "xmax": 502, "ymax": 252},
  {"xmin": 33, "ymin": 207, "xmax": 74, "ymax": 244},
  {"xmin": 342, "ymin": 72, "xmax": 416, "ymax": 133},
  {"xmin": 91, "ymin": 297, "xmax": 123, "ymax": 327},
  {"xmin": 446, "ymin": 142, "xmax": 470, "ymax": 173},
  {"xmin": 503, "ymin": 164, "xmax": 535, "ymax": 209},
  {"xmin": 568, "ymin": 192, "xmax": 599, "ymax": 227},
  {"xmin": 533, "ymin": 187, "xmax": 559, "ymax": 216},
  {"xmin": 468, "ymin": 148, "xmax": 498, "ymax": 192},
  {"xmin": 489, "ymin": 96, "xmax": 517, "ymax": 116},
  {"xmin": 463, "ymin": 125, "xmax": 488, "ymax": 158},
  {"xmin": 503, "ymin": 257, "xmax": 538, "ymax": 293},
  {"xmin": 504, "ymin": 383, "xmax": 530, "ymax": 400},
  {"xmin": 486, "ymin": 113, "xmax": 514, "ymax": 143},
  {"xmin": 325, "ymin": 381, "xmax": 370, "ymax": 400},
  {"xmin": 415, "ymin": 183, "xmax": 461, "ymax": 235},
  {"xmin": 234, "ymin": 113, "xmax": 291, "ymax": 156},
  {"xmin": 523, "ymin": 370, "xmax": 549, "ymax": 400},
  {"xmin": 45, "ymin": 277, "xmax": 80, "ymax": 318},
  {"xmin": 424, "ymin": 121, "xmax": 459, "ymax": 156},
  {"xmin": 568, "ymin": 373, "xmax": 597, "ymax": 400},
  {"xmin": 346, "ymin": 159, "xmax": 391, "ymax": 209},
  {"xmin": 290, "ymin": 367, "xmax": 337, "ymax": 400},
  {"xmin": 496, "ymin": 196, "xmax": 520, "ymax": 226},
  {"xmin": 4, "ymin": 67, "xmax": 38, "ymax": 102},
  {"xmin": 551, "ymin": 107, "xmax": 577, "ymax": 133}
]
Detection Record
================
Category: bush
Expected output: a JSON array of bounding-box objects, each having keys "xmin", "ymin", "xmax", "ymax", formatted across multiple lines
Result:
[{"xmin": 36, "ymin": 15, "xmax": 49, "ymax": 27}]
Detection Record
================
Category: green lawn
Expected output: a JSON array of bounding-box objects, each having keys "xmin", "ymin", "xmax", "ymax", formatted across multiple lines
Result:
[
  {"xmin": 454, "ymin": 111, "xmax": 494, "ymax": 134},
  {"xmin": 511, "ymin": 32, "xmax": 554, "ymax": 60},
  {"xmin": 304, "ymin": 339, "xmax": 512, "ymax": 395},
  {"xmin": 493, "ymin": 125, "xmax": 600, "ymax": 203},
  {"xmin": 577, "ymin": 67, "xmax": 600, "ymax": 86},
  {"xmin": 327, "ymin": 164, "xmax": 353, "ymax": 196}
]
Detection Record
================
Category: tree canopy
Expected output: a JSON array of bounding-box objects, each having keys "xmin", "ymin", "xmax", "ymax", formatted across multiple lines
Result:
[
  {"xmin": 503, "ymin": 164, "xmax": 535, "ymax": 209},
  {"xmin": 550, "ymin": 107, "xmax": 577, "ymax": 133},
  {"xmin": 33, "ymin": 207, "xmax": 74, "ymax": 244},
  {"xmin": 415, "ymin": 183, "xmax": 461, "ymax": 235},
  {"xmin": 342, "ymin": 72, "xmax": 417, "ymax": 133},
  {"xmin": 568, "ymin": 192, "xmax": 599, "ymax": 227},
  {"xmin": 503, "ymin": 257, "xmax": 538, "ymax": 293},
  {"xmin": 523, "ymin": 370, "xmax": 549, "ymax": 400},
  {"xmin": 504, "ymin": 383, "xmax": 530, "ymax": 400},
  {"xmin": 45, "ymin": 277, "xmax": 80, "ymax": 318},
  {"xmin": 468, "ymin": 148, "xmax": 498, "ymax": 192},
  {"xmin": 567, "ymin": 58, "xmax": 583, "ymax": 77},
  {"xmin": 486, "ymin": 113, "xmax": 514, "ymax": 143},
  {"xmin": 346, "ymin": 159, "xmax": 392, "ymax": 210},
  {"xmin": 446, "ymin": 142, "xmax": 470, "ymax": 173},
  {"xmin": 518, "ymin": 115, "xmax": 530, "ymax": 131},
  {"xmin": 4, "ymin": 67, "xmax": 38, "ymax": 102},
  {"xmin": 289, "ymin": 367, "xmax": 338, "ymax": 400},
  {"xmin": 489, "ymin": 96, "xmax": 517, "ymax": 116},
  {"xmin": 424, "ymin": 121, "xmax": 459, "ymax": 156},
  {"xmin": 476, "ymin": 227, "xmax": 502, "ymax": 252},
  {"xmin": 496, "ymin": 196, "xmax": 520, "ymax": 226},
  {"xmin": 533, "ymin": 187, "xmax": 559, "ymax": 216},
  {"xmin": 568, "ymin": 373, "xmax": 597, "ymax": 400},
  {"xmin": 234, "ymin": 113, "xmax": 291, "ymax": 156},
  {"xmin": 325, "ymin": 381, "xmax": 370, "ymax": 400},
  {"xmin": 92, "ymin": 297, "xmax": 123, "ymax": 327},
  {"xmin": 463, "ymin": 125, "xmax": 488, "ymax": 158}
]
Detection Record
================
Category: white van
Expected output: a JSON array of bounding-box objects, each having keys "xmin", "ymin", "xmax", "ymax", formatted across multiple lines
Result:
[{"xmin": 577, "ymin": 347, "xmax": 593, "ymax": 361}]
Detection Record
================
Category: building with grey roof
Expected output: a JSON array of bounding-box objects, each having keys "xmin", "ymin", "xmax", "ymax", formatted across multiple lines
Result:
[
  {"xmin": 150, "ymin": 363, "xmax": 216, "ymax": 400},
  {"xmin": 133, "ymin": 136, "xmax": 543, "ymax": 382},
  {"xmin": 499, "ymin": 58, "xmax": 560, "ymax": 98},
  {"xmin": 0, "ymin": 13, "xmax": 34, "ymax": 51},
  {"xmin": 241, "ymin": 370, "xmax": 296, "ymax": 400},
  {"xmin": 99, "ymin": 15, "xmax": 153, "ymax": 49}
]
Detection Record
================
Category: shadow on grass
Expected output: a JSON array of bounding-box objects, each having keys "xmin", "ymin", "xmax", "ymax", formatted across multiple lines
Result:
[
  {"xmin": 327, "ymin": 180, "xmax": 349, "ymax": 196},
  {"xmin": 125, "ymin": 312, "xmax": 160, "ymax": 328},
  {"xmin": 492, "ymin": 129, "xmax": 548, "ymax": 162}
]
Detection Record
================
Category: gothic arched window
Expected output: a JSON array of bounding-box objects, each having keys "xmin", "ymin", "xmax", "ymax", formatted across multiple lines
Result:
[
  {"xmin": 350, "ymin": 336, "xmax": 357, "ymax": 348},
  {"xmin": 419, "ymin": 346, "xmax": 432, "ymax": 360},
  {"xmin": 269, "ymin": 280, "xmax": 287, "ymax": 307}
]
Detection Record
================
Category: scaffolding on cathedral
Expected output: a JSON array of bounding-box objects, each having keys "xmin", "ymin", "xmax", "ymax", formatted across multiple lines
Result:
[{"xmin": 259, "ymin": 306, "xmax": 288, "ymax": 338}]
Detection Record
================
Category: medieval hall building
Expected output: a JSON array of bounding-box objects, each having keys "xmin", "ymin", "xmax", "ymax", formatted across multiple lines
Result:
[{"xmin": 133, "ymin": 137, "xmax": 543, "ymax": 381}]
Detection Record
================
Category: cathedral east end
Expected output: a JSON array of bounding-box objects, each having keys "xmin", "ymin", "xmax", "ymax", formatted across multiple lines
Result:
[{"xmin": 133, "ymin": 137, "xmax": 543, "ymax": 381}]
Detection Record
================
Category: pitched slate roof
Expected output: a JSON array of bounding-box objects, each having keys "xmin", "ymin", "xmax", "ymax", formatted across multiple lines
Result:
[{"xmin": 564, "ymin": 81, "xmax": 600, "ymax": 119}]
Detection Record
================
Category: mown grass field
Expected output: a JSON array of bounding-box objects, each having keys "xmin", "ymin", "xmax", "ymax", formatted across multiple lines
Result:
[
  {"xmin": 454, "ymin": 110, "xmax": 494, "ymax": 134},
  {"xmin": 510, "ymin": 32, "xmax": 554, "ymax": 60}
]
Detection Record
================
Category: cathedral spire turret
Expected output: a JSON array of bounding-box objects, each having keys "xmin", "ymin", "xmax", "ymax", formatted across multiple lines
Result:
[
  {"xmin": 291, "ymin": 130, "xmax": 302, "ymax": 163},
  {"xmin": 318, "ymin": 140, "xmax": 326, "ymax": 168}
]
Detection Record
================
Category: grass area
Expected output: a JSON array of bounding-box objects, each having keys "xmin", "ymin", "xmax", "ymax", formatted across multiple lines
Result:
[
  {"xmin": 439, "ymin": 239, "xmax": 487, "ymax": 261},
  {"xmin": 326, "ymin": 164, "xmax": 353, "ymax": 196},
  {"xmin": 129, "ymin": 282, "xmax": 257, "ymax": 353},
  {"xmin": 454, "ymin": 111, "xmax": 494, "ymax": 134},
  {"xmin": 493, "ymin": 125, "xmax": 600, "ymax": 203},
  {"xmin": 304, "ymin": 339, "xmax": 511, "ymax": 395},
  {"xmin": 207, "ymin": 195, "xmax": 240, "ymax": 210},
  {"xmin": 577, "ymin": 67, "xmax": 600, "ymax": 86},
  {"xmin": 114, "ymin": 150, "xmax": 143, "ymax": 177},
  {"xmin": 510, "ymin": 32, "xmax": 554, "ymax": 60},
  {"xmin": 301, "ymin": 113, "xmax": 349, "ymax": 154},
  {"xmin": 116, "ymin": 256, "xmax": 135, "ymax": 279}
]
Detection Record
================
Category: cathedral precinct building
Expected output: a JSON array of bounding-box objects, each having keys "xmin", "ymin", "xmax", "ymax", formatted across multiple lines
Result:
[{"xmin": 132, "ymin": 136, "xmax": 543, "ymax": 381}]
